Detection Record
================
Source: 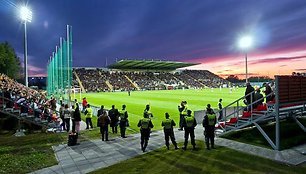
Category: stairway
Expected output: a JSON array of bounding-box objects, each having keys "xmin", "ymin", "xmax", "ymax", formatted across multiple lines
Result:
[
  {"xmin": 0, "ymin": 106, "xmax": 51, "ymax": 131},
  {"xmin": 215, "ymin": 80, "xmax": 306, "ymax": 150},
  {"xmin": 124, "ymin": 75, "xmax": 140, "ymax": 90},
  {"xmin": 215, "ymin": 83, "xmax": 276, "ymax": 135},
  {"xmin": 73, "ymin": 71, "xmax": 86, "ymax": 93},
  {"xmin": 105, "ymin": 80, "xmax": 113, "ymax": 91},
  {"xmin": 0, "ymin": 96, "xmax": 65, "ymax": 133}
]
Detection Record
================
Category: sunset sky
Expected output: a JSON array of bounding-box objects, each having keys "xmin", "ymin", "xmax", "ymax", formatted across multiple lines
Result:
[{"xmin": 0, "ymin": 0, "xmax": 306, "ymax": 78}]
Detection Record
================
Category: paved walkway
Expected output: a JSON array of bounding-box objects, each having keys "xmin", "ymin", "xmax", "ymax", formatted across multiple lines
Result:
[{"xmin": 32, "ymin": 126, "xmax": 306, "ymax": 174}]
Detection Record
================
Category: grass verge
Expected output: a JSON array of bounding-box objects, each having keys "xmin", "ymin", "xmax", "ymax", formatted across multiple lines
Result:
[
  {"xmin": 90, "ymin": 141, "xmax": 306, "ymax": 174},
  {"xmin": 0, "ymin": 132, "xmax": 66, "ymax": 174}
]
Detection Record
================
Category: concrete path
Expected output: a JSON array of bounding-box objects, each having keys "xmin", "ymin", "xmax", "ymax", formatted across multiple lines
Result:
[{"xmin": 32, "ymin": 126, "xmax": 306, "ymax": 174}]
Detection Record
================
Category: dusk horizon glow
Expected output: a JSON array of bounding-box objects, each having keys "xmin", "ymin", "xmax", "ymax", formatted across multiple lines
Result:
[{"xmin": 1, "ymin": 0, "xmax": 306, "ymax": 78}]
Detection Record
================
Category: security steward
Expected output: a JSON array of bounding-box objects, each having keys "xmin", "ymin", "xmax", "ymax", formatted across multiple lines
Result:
[
  {"xmin": 119, "ymin": 104, "xmax": 128, "ymax": 138},
  {"xmin": 182, "ymin": 109, "xmax": 197, "ymax": 150},
  {"xmin": 178, "ymin": 101, "xmax": 188, "ymax": 131},
  {"xmin": 144, "ymin": 104, "xmax": 153, "ymax": 118},
  {"xmin": 137, "ymin": 112, "xmax": 154, "ymax": 152},
  {"xmin": 84, "ymin": 104, "xmax": 93, "ymax": 129},
  {"xmin": 203, "ymin": 104, "xmax": 217, "ymax": 150},
  {"xmin": 161, "ymin": 113, "xmax": 178, "ymax": 150}
]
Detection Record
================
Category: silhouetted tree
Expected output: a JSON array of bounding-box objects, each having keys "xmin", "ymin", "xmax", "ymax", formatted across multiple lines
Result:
[
  {"xmin": 0, "ymin": 42, "xmax": 21, "ymax": 79},
  {"xmin": 225, "ymin": 75, "xmax": 241, "ymax": 83}
]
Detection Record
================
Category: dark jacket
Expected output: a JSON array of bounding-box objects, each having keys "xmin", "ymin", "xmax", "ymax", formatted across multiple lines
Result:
[
  {"xmin": 109, "ymin": 108, "xmax": 119, "ymax": 123},
  {"xmin": 245, "ymin": 85, "xmax": 255, "ymax": 105},
  {"xmin": 99, "ymin": 115, "xmax": 111, "ymax": 127},
  {"xmin": 254, "ymin": 91, "xmax": 264, "ymax": 106},
  {"xmin": 74, "ymin": 109, "xmax": 81, "ymax": 122},
  {"xmin": 264, "ymin": 85, "xmax": 274, "ymax": 102}
]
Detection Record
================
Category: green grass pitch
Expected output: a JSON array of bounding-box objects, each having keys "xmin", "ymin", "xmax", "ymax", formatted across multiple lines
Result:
[{"xmin": 80, "ymin": 88, "xmax": 244, "ymax": 131}]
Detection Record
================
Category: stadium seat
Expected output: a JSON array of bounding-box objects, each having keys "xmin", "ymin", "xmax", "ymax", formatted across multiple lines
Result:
[
  {"xmin": 255, "ymin": 104, "xmax": 267, "ymax": 111},
  {"xmin": 14, "ymin": 103, "xmax": 21, "ymax": 110},
  {"xmin": 225, "ymin": 117, "xmax": 238, "ymax": 126},
  {"xmin": 215, "ymin": 122, "xmax": 225, "ymax": 129},
  {"xmin": 242, "ymin": 111, "xmax": 251, "ymax": 118}
]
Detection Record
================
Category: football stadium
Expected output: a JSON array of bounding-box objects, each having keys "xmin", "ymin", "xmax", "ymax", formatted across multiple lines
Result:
[{"xmin": 1, "ymin": 1, "xmax": 306, "ymax": 174}]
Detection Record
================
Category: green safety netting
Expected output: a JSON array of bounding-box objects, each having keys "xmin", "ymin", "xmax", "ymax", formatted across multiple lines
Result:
[{"xmin": 47, "ymin": 25, "xmax": 72, "ymax": 99}]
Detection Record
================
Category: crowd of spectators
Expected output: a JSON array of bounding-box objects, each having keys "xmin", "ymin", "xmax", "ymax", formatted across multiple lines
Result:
[
  {"xmin": 0, "ymin": 73, "xmax": 60, "ymax": 128},
  {"xmin": 74, "ymin": 68, "xmax": 109, "ymax": 92},
  {"xmin": 180, "ymin": 70, "xmax": 228, "ymax": 88},
  {"xmin": 73, "ymin": 68, "xmax": 229, "ymax": 92},
  {"xmin": 107, "ymin": 71, "xmax": 134, "ymax": 91}
]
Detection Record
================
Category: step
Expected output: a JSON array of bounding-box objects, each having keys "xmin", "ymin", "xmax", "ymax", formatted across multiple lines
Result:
[
  {"xmin": 238, "ymin": 119, "xmax": 250, "ymax": 123},
  {"xmin": 4, "ymin": 108, "xmax": 13, "ymax": 112}
]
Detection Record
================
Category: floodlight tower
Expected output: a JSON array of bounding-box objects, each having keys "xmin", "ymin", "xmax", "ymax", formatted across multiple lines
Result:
[
  {"xmin": 20, "ymin": 6, "xmax": 32, "ymax": 87},
  {"xmin": 238, "ymin": 36, "xmax": 253, "ymax": 83}
]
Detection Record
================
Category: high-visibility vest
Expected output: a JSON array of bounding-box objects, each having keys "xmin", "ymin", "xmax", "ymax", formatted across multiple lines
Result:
[
  {"xmin": 162, "ymin": 119, "xmax": 172, "ymax": 129},
  {"xmin": 86, "ymin": 108, "xmax": 93, "ymax": 118},
  {"xmin": 141, "ymin": 118, "xmax": 150, "ymax": 129},
  {"xmin": 207, "ymin": 113, "xmax": 216, "ymax": 126},
  {"xmin": 185, "ymin": 116, "xmax": 194, "ymax": 128},
  {"xmin": 144, "ymin": 110, "xmax": 152, "ymax": 117},
  {"xmin": 181, "ymin": 105, "xmax": 188, "ymax": 115},
  {"xmin": 119, "ymin": 109, "xmax": 127, "ymax": 121}
]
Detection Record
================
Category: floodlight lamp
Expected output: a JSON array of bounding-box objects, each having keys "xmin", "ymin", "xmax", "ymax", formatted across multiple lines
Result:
[
  {"xmin": 238, "ymin": 36, "xmax": 253, "ymax": 49},
  {"xmin": 20, "ymin": 6, "xmax": 32, "ymax": 22}
]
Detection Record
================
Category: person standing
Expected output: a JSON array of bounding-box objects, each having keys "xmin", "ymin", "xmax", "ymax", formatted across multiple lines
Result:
[
  {"xmin": 161, "ymin": 113, "xmax": 178, "ymax": 150},
  {"xmin": 178, "ymin": 101, "xmax": 188, "ymax": 131},
  {"xmin": 74, "ymin": 104, "xmax": 81, "ymax": 133},
  {"xmin": 97, "ymin": 105, "xmax": 104, "ymax": 127},
  {"xmin": 263, "ymin": 83, "xmax": 273, "ymax": 103},
  {"xmin": 73, "ymin": 98, "xmax": 78, "ymax": 108},
  {"xmin": 245, "ymin": 83, "xmax": 255, "ymax": 110},
  {"xmin": 182, "ymin": 110, "xmax": 197, "ymax": 150},
  {"xmin": 82, "ymin": 97, "xmax": 87, "ymax": 112},
  {"xmin": 144, "ymin": 104, "xmax": 153, "ymax": 118},
  {"xmin": 109, "ymin": 105, "xmax": 119, "ymax": 134},
  {"xmin": 63, "ymin": 104, "xmax": 71, "ymax": 132},
  {"xmin": 59, "ymin": 95, "xmax": 63, "ymax": 106},
  {"xmin": 98, "ymin": 110, "xmax": 111, "ymax": 141},
  {"xmin": 70, "ymin": 105, "xmax": 76, "ymax": 132},
  {"xmin": 138, "ymin": 113, "xmax": 154, "ymax": 152},
  {"xmin": 59, "ymin": 104, "xmax": 65, "ymax": 131},
  {"xmin": 203, "ymin": 104, "xmax": 217, "ymax": 150},
  {"xmin": 85, "ymin": 104, "xmax": 93, "ymax": 129},
  {"xmin": 218, "ymin": 99, "xmax": 223, "ymax": 121},
  {"xmin": 119, "ymin": 104, "xmax": 128, "ymax": 138},
  {"xmin": 97, "ymin": 105, "xmax": 104, "ymax": 118},
  {"xmin": 254, "ymin": 88, "xmax": 264, "ymax": 108}
]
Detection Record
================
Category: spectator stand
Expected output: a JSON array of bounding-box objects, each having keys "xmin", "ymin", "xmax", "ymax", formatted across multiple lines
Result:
[
  {"xmin": 0, "ymin": 73, "xmax": 64, "ymax": 135},
  {"xmin": 0, "ymin": 92, "xmax": 61, "ymax": 135},
  {"xmin": 212, "ymin": 75, "xmax": 306, "ymax": 150},
  {"xmin": 74, "ymin": 60, "xmax": 230, "ymax": 92}
]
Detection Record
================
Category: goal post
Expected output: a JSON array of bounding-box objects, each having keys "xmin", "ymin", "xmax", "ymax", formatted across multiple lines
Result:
[{"xmin": 70, "ymin": 87, "xmax": 82, "ymax": 102}]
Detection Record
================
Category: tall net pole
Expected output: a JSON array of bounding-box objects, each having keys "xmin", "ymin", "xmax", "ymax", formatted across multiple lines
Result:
[{"xmin": 47, "ymin": 25, "xmax": 73, "ymax": 101}]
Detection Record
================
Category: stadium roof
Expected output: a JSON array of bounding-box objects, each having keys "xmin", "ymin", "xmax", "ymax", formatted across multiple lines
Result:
[{"xmin": 108, "ymin": 60, "xmax": 199, "ymax": 70}]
